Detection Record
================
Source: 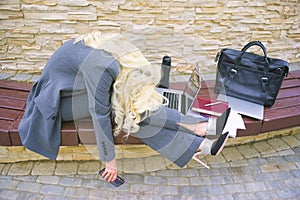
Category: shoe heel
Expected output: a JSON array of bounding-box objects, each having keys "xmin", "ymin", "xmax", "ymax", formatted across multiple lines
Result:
[{"xmin": 192, "ymin": 152, "xmax": 210, "ymax": 169}]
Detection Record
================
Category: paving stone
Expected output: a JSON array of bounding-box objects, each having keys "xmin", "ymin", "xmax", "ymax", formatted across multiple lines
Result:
[
  {"xmin": 244, "ymin": 182, "xmax": 267, "ymax": 192},
  {"xmin": 16, "ymin": 182, "xmax": 42, "ymax": 193},
  {"xmin": 144, "ymin": 176, "xmax": 166, "ymax": 185},
  {"xmin": 276, "ymin": 188, "xmax": 300, "ymax": 199},
  {"xmin": 284, "ymin": 177, "xmax": 300, "ymax": 188},
  {"xmin": 114, "ymin": 191, "xmax": 139, "ymax": 200},
  {"xmin": 211, "ymin": 175, "xmax": 233, "ymax": 185},
  {"xmin": 252, "ymin": 172, "xmax": 274, "ymax": 182},
  {"xmin": 122, "ymin": 174, "xmax": 144, "ymax": 183},
  {"xmin": 36, "ymin": 175, "xmax": 60, "ymax": 185},
  {"xmin": 233, "ymin": 192, "xmax": 258, "ymax": 200},
  {"xmin": 167, "ymin": 177, "xmax": 189, "ymax": 185},
  {"xmin": 271, "ymin": 170, "xmax": 293, "ymax": 180},
  {"xmin": 81, "ymin": 179, "xmax": 106, "ymax": 189},
  {"xmin": 253, "ymin": 141, "xmax": 277, "ymax": 155},
  {"xmin": 130, "ymin": 183, "xmax": 153, "ymax": 193},
  {"xmin": 16, "ymin": 192, "xmax": 44, "ymax": 200},
  {"xmin": 154, "ymin": 185, "xmax": 178, "ymax": 195},
  {"xmin": 264, "ymin": 180, "xmax": 287, "ymax": 190},
  {"xmin": 278, "ymin": 149, "xmax": 295, "ymax": 156},
  {"xmin": 64, "ymin": 187, "xmax": 89, "ymax": 198},
  {"xmin": 267, "ymin": 138, "xmax": 291, "ymax": 151},
  {"xmin": 43, "ymin": 194, "xmax": 77, "ymax": 200},
  {"xmin": 199, "ymin": 168, "xmax": 221, "ymax": 176},
  {"xmin": 203, "ymin": 185, "xmax": 225, "ymax": 195},
  {"xmin": 12, "ymin": 175, "xmax": 37, "ymax": 182},
  {"xmin": 0, "ymin": 189, "xmax": 20, "ymax": 200},
  {"xmin": 123, "ymin": 158, "xmax": 145, "ymax": 173},
  {"xmin": 8, "ymin": 162, "xmax": 33, "ymax": 175},
  {"xmin": 88, "ymin": 189, "xmax": 116, "ymax": 199},
  {"xmin": 237, "ymin": 144, "xmax": 260, "ymax": 158},
  {"xmin": 155, "ymin": 169, "xmax": 177, "ymax": 177},
  {"xmin": 0, "ymin": 179, "xmax": 19, "ymax": 189},
  {"xmin": 0, "ymin": 164, "xmax": 5, "ymax": 173},
  {"xmin": 291, "ymin": 169, "xmax": 300, "ymax": 178},
  {"xmin": 210, "ymin": 194, "xmax": 234, "ymax": 200},
  {"xmin": 229, "ymin": 159, "xmax": 249, "ymax": 167},
  {"xmin": 77, "ymin": 161, "xmax": 100, "ymax": 175},
  {"xmin": 247, "ymin": 157, "xmax": 269, "ymax": 166},
  {"xmin": 59, "ymin": 177, "xmax": 83, "ymax": 187},
  {"xmin": 177, "ymin": 168, "xmax": 199, "ymax": 177},
  {"xmin": 55, "ymin": 162, "xmax": 78, "ymax": 175},
  {"xmin": 231, "ymin": 174, "xmax": 255, "ymax": 184},
  {"xmin": 189, "ymin": 176, "xmax": 212, "ymax": 186},
  {"xmin": 282, "ymin": 135, "xmax": 300, "ymax": 148},
  {"xmin": 40, "ymin": 184, "xmax": 65, "ymax": 195},
  {"xmin": 221, "ymin": 183, "xmax": 245, "ymax": 194},
  {"xmin": 284, "ymin": 154, "xmax": 300, "ymax": 162},
  {"xmin": 254, "ymin": 191, "xmax": 280, "ymax": 200},
  {"xmin": 138, "ymin": 194, "xmax": 163, "ymax": 200},
  {"xmin": 222, "ymin": 147, "xmax": 244, "ymax": 162},
  {"xmin": 31, "ymin": 161, "xmax": 56, "ymax": 175},
  {"xmin": 206, "ymin": 154, "xmax": 227, "ymax": 165},
  {"xmin": 145, "ymin": 156, "xmax": 167, "ymax": 172}
]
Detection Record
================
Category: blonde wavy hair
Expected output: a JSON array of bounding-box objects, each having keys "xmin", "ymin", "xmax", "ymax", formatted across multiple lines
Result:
[{"xmin": 75, "ymin": 31, "xmax": 166, "ymax": 136}]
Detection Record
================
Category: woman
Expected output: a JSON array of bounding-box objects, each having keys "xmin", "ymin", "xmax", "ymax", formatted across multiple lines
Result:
[{"xmin": 18, "ymin": 31, "xmax": 230, "ymax": 183}]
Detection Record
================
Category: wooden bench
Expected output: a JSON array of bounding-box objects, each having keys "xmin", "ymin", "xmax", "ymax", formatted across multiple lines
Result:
[{"xmin": 1, "ymin": 70, "xmax": 300, "ymax": 147}]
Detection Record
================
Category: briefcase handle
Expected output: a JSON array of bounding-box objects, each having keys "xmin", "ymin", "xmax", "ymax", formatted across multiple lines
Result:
[{"xmin": 236, "ymin": 41, "xmax": 270, "ymax": 73}]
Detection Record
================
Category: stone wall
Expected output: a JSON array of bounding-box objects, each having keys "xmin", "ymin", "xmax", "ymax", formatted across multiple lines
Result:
[{"xmin": 0, "ymin": 0, "xmax": 299, "ymax": 74}]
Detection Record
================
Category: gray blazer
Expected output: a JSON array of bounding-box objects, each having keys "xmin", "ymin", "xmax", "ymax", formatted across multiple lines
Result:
[{"xmin": 18, "ymin": 39, "xmax": 207, "ymax": 167}]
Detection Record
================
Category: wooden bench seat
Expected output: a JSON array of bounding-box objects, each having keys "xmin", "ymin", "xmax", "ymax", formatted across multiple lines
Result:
[{"xmin": 1, "ymin": 70, "xmax": 300, "ymax": 147}]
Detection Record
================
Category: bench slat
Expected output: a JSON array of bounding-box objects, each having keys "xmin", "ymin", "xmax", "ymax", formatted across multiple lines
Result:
[
  {"xmin": 0, "ymin": 88, "xmax": 30, "ymax": 100},
  {"xmin": 0, "ymin": 80, "xmax": 32, "ymax": 91},
  {"xmin": 8, "ymin": 119, "xmax": 23, "ymax": 146},
  {"xmin": 262, "ymin": 106, "xmax": 300, "ymax": 132},
  {"xmin": 0, "ymin": 108, "xmax": 21, "ymax": 121},
  {"xmin": 0, "ymin": 120, "xmax": 12, "ymax": 146},
  {"xmin": 0, "ymin": 97, "xmax": 26, "ymax": 111},
  {"xmin": 61, "ymin": 121, "xmax": 79, "ymax": 146}
]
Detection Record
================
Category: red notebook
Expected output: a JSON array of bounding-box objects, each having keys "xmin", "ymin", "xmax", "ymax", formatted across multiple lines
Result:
[{"xmin": 191, "ymin": 97, "xmax": 228, "ymax": 117}]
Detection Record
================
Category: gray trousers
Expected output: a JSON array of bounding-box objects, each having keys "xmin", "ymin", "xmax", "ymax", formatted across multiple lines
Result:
[{"xmin": 60, "ymin": 93, "xmax": 206, "ymax": 167}]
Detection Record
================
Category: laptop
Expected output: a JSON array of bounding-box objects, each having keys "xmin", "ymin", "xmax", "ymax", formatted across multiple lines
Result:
[
  {"xmin": 156, "ymin": 67, "xmax": 201, "ymax": 115},
  {"xmin": 217, "ymin": 94, "xmax": 264, "ymax": 120}
]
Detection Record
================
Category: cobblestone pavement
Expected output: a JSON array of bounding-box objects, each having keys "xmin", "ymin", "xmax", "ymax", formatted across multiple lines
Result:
[{"xmin": 1, "ymin": 132, "xmax": 300, "ymax": 200}]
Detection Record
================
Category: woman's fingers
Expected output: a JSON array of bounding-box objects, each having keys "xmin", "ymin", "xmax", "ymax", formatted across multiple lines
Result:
[{"xmin": 102, "ymin": 168, "xmax": 117, "ymax": 182}]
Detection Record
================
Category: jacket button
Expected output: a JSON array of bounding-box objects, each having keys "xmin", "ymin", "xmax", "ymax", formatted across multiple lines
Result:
[{"xmin": 51, "ymin": 116, "xmax": 56, "ymax": 120}]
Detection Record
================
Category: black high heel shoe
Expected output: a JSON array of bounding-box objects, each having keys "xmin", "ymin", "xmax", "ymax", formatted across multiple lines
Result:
[{"xmin": 193, "ymin": 132, "xmax": 229, "ymax": 169}]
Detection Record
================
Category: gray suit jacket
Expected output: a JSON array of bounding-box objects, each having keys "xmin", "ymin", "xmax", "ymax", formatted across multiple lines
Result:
[{"xmin": 18, "ymin": 39, "xmax": 119, "ymax": 162}]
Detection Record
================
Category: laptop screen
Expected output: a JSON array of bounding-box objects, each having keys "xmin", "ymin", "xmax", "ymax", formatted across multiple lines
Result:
[{"xmin": 182, "ymin": 67, "xmax": 202, "ymax": 113}]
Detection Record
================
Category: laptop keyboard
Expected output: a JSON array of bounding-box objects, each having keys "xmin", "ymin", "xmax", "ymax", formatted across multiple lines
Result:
[{"xmin": 163, "ymin": 91, "xmax": 180, "ymax": 110}]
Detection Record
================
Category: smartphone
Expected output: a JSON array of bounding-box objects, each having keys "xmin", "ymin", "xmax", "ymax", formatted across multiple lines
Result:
[{"xmin": 99, "ymin": 168, "xmax": 125, "ymax": 187}]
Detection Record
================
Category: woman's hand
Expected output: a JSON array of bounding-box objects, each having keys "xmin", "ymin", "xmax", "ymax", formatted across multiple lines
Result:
[{"xmin": 101, "ymin": 158, "xmax": 118, "ymax": 182}]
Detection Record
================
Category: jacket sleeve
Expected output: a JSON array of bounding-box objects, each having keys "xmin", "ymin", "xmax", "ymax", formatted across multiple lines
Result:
[{"xmin": 82, "ymin": 55, "xmax": 119, "ymax": 162}]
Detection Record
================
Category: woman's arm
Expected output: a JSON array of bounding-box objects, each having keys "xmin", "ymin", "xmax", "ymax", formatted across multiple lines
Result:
[{"xmin": 80, "ymin": 51, "xmax": 119, "ymax": 181}]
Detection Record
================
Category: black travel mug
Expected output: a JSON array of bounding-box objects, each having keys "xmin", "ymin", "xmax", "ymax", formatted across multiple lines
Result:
[{"xmin": 158, "ymin": 56, "xmax": 172, "ymax": 88}]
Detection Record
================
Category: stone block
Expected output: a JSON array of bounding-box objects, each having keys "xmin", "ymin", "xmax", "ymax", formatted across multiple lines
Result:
[
  {"xmin": 77, "ymin": 161, "xmax": 100, "ymax": 175},
  {"xmin": 31, "ymin": 161, "xmax": 56, "ymax": 175},
  {"xmin": 145, "ymin": 156, "xmax": 167, "ymax": 172},
  {"xmin": 55, "ymin": 161, "xmax": 78, "ymax": 175},
  {"xmin": 8, "ymin": 162, "xmax": 33, "ymax": 175}
]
